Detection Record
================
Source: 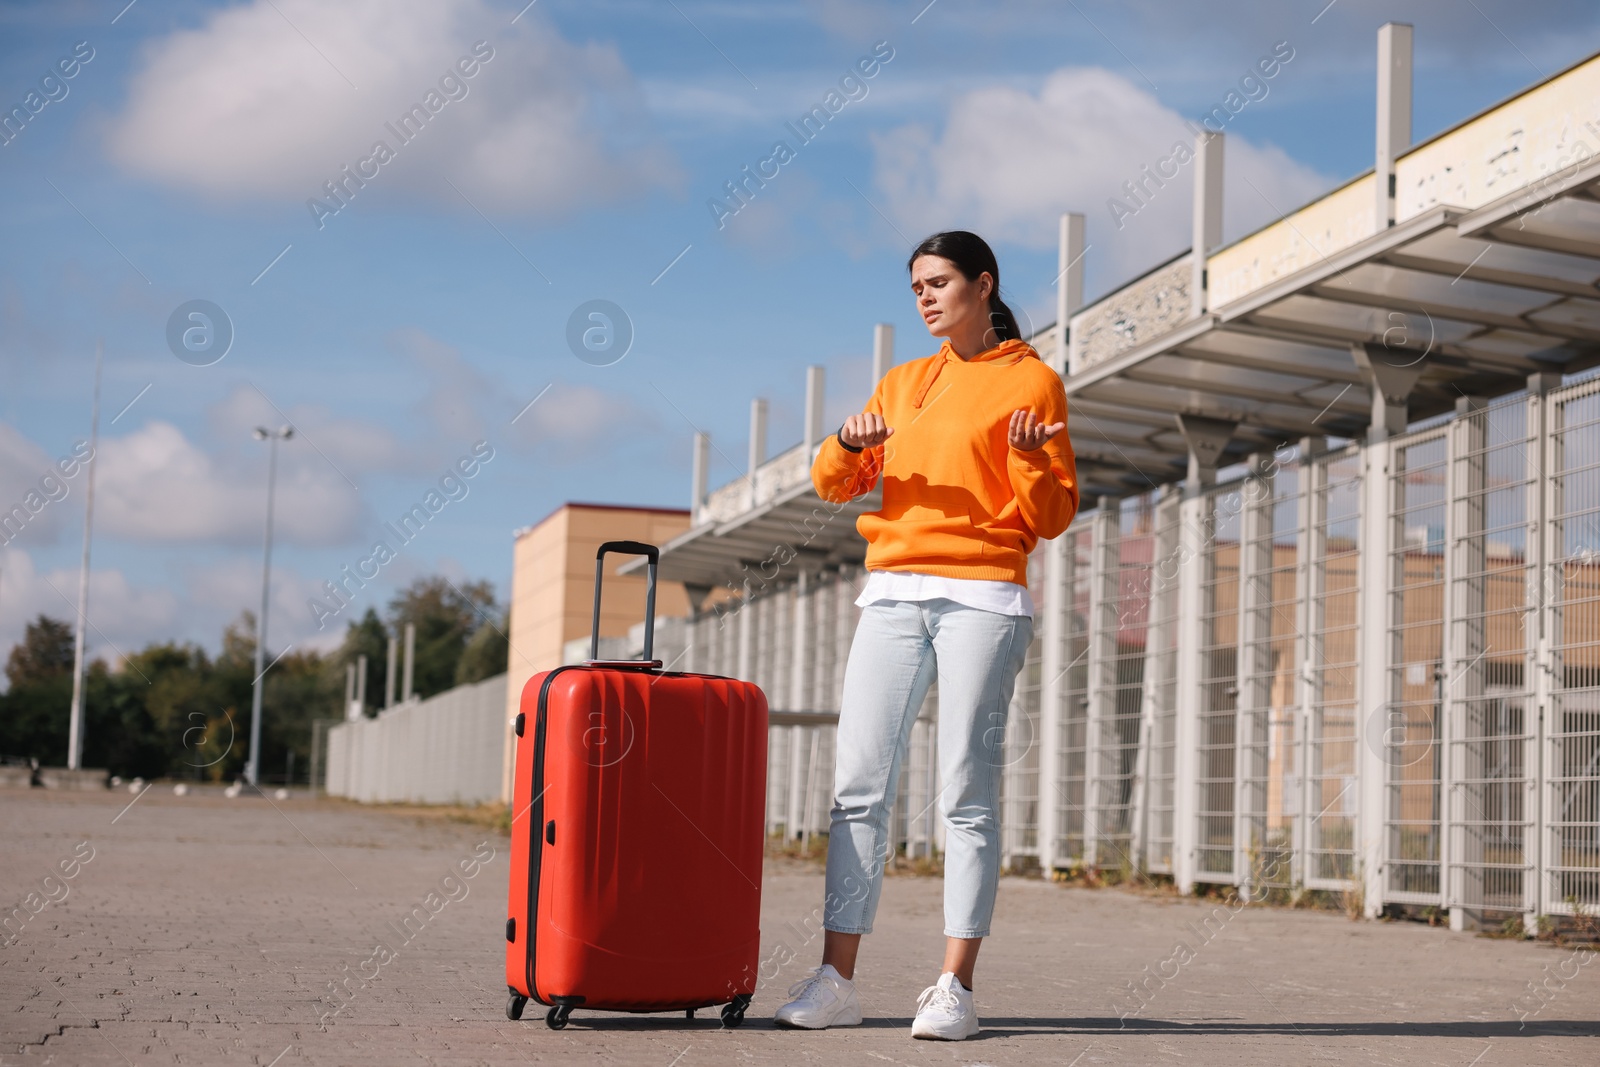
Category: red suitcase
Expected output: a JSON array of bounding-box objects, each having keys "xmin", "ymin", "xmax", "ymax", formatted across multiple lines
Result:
[{"xmin": 504, "ymin": 540, "xmax": 768, "ymax": 1030}]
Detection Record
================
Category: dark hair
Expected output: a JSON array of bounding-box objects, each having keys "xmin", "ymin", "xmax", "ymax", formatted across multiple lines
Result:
[{"xmin": 906, "ymin": 230, "xmax": 1024, "ymax": 345}]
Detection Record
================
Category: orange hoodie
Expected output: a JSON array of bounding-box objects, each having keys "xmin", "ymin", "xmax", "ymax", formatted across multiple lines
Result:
[{"xmin": 811, "ymin": 337, "xmax": 1079, "ymax": 585}]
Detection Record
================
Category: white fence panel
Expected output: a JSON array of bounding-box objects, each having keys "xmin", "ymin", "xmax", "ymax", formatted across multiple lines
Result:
[{"xmin": 325, "ymin": 674, "xmax": 509, "ymax": 805}]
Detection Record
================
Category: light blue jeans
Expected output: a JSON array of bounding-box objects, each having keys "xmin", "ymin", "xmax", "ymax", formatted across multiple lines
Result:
[{"xmin": 822, "ymin": 597, "xmax": 1033, "ymax": 939}]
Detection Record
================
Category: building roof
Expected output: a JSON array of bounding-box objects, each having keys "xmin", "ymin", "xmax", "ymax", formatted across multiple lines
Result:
[
  {"xmin": 1065, "ymin": 51, "xmax": 1600, "ymax": 495},
  {"xmin": 643, "ymin": 46, "xmax": 1600, "ymax": 587},
  {"xmin": 622, "ymin": 440, "xmax": 881, "ymax": 589}
]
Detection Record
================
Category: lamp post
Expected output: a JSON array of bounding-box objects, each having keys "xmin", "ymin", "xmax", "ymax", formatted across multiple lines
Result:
[
  {"xmin": 245, "ymin": 425, "xmax": 293, "ymax": 787},
  {"xmin": 67, "ymin": 341, "xmax": 102, "ymax": 770}
]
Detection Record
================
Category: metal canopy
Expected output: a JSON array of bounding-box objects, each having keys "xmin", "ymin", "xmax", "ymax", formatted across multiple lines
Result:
[
  {"xmin": 647, "ymin": 157, "xmax": 1600, "ymax": 586},
  {"xmin": 622, "ymin": 478, "xmax": 880, "ymax": 589},
  {"xmin": 1065, "ymin": 162, "xmax": 1600, "ymax": 497}
]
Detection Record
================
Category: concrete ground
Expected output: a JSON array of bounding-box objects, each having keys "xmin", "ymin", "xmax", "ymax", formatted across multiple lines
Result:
[{"xmin": 1, "ymin": 786, "xmax": 1595, "ymax": 1066}]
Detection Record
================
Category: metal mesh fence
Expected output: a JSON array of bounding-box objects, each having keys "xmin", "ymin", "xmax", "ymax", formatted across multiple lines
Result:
[
  {"xmin": 1143, "ymin": 490, "xmax": 1183, "ymax": 874},
  {"xmin": 1089, "ymin": 493, "xmax": 1157, "ymax": 873},
  {"xmin": 1196, "ymin": 489, "xmax": 1241, "ymax": 880},
  {"xmin": 1449, "ymin": 393, "xmax": 1535, "ymax": 912},
  {"xmin": 1240, "ymin": 455, "xmax": 1304, "ymax": 892},
  {"xmin": 1054, "ymin": 516, "xmax": 1095, "ymax": 867},
  {"xmin": 1548, "ymin": 382, "xmax": 1600, "ymax": 914},
  {"xmin": 641, "ymin": 384, "xmax": 1600, "ymax": 915},
  {"xmin": 1001, "ymin": 547, "xmax": 1049, "ymax": 866},
  {"xmin": 1307, "ymin": 447, "xmax": 1361, "ymax": 887},
  {"xmin": 1387, "ymin": 430, "xmax": 1448, "ymax": 901}
]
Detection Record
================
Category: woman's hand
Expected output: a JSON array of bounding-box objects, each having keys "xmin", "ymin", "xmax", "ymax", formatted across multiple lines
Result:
[
  {"xmin": 841, "ymin": 413, "xmax": 894, "ymax": 449},
  {"xmin": 1008, "ymin": 409, "xmax": 1065, "ymax": 451}
]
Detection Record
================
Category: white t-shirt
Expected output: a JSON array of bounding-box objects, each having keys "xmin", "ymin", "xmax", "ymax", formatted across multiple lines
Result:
[{"xmin": 855, "ymin": 569, "xmax": 1034, "ymax": 619}]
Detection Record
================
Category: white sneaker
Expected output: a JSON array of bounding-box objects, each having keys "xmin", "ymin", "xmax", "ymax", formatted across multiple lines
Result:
[
  {"xmin": 773, "ymin": 964, "xmax": 863, "ymax": 1029},
  {"xmin": 911, "ymin": 972, "xmax": 979, "ymax": 1040}
]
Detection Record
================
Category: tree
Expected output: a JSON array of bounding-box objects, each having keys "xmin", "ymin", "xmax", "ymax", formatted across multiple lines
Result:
[
  {"xmin": 6, "ymin": 615, "xmax": 75, "ymax": 688},
  {"xmin": 86, "ymin": 656, "xmax": 173, "ymax": 780},
  {"xmin": 218, "ymin": 611, "xmax": 257, "ymax": 670},
  {"xmin": 129, "ymin": 641, "xmax": 232, "ymax": 782},
  {"xmin": 0, "ymin": 668, "xmax": 73, "ymax": 761},
  {"xmin": 260, "ymin": 646, "xmax": 337, "ymax": 785},
  {"xmin": 457, "ymin": 614, "xmax": 509, "ymax": 685},
  {"xmin": 1, "ymin": 615, "xmax": 81, "ymax": 763},
  {"xmin": 0, "ymin": 572, "xmax": 503, "ymax": 777},
  {"xmin": 387, "ymin": 577, "xmax": 497, "ymax": 700}
]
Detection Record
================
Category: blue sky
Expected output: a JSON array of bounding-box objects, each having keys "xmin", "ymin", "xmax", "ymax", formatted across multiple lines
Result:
[{"xmin": 2, "ymin": 0, "xmax": 1596, "ymax": 669}]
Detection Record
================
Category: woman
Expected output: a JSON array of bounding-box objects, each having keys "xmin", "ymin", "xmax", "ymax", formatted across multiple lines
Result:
[{"xmin": 775, "ymin": 231, "xmax": 1079, "ymax": 1040}]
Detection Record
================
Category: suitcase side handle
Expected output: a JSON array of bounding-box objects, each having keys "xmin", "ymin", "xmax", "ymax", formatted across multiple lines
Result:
[{"xmin": 591, "ymin": 541, "xmax": 660, "ymax": 665}]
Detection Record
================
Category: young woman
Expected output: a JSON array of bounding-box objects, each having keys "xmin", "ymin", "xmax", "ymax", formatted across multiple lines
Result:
[{"xmin": 775, "ymin": 231, "xmax": 1079, "ymax": 1040}]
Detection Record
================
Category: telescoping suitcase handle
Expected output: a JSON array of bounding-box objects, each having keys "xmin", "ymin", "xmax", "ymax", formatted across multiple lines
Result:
[{"xmin": 589, "ymin": 540, "xmax": 662, "ymax": 669}]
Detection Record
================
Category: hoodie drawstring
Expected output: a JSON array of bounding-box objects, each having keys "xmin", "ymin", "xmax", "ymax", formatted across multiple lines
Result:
[{"xmin": 911, "ymin": 338, "xmax": 1036, "ymax": 408}]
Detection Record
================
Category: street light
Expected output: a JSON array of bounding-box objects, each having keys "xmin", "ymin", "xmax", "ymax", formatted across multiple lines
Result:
[{"xmin": 245, "ymin": 425, "xmax": 293, "ymax": 788}]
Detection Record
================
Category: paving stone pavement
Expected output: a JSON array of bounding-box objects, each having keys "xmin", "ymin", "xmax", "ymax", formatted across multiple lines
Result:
[{"xmin": 2, "ymin": 786, "xmax": 1596, "ymax": 1066}]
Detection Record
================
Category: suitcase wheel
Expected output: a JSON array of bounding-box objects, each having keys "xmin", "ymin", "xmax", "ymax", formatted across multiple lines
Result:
[
  {"xmin": 719, "ymin": 995, "xmax": 752, "ymax": 1029},
  {"xmin": 546, "ymin": 1004, "xmax": 572, "ymax": 1030},
  {"xmin": 506, "ymin": 993, "xmax": 527, "ymax": 1021},
  {"xmin": 685, "ymin": 1008, "xmax": 695, "ymax": 1019}
]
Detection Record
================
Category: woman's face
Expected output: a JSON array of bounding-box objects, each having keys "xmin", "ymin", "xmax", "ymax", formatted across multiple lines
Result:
[{"xmin": 910, "ymin": 255, "xmax": 992, "ymax": 342}]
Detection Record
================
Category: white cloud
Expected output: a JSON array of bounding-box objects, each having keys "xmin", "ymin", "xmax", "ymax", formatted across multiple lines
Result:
[
  {"xmin": 390, "ymin": 327, "xmax": 501, "ymax": 445},
  {"xmin": 0, "ymin": 548, "xmax": 181, "ymax": 677},
  {"xmin": 0, "ymin": 406, "xmax": 393, "ymax": 663},
  {"xmin": 0, "ymin": 546, "xmax": 345, "ymax": 681},
  {"xmin": 524, "ymin": 380, "xmax": 661, "ymax": 450},
  {"xmin": 183, "ymin": 556, "xmax": 343, "ymax": 655},
  {"xmin": 0, "ymin": 424, "xmax": 87, "ymax": 551},
  {"xmin": 204, "ymin": 384, "xmax": 415, "ymax": 482},
  {"xmin": 43, "ymin": 334, "xmax": 671, "ymax": 558},
  {"xmin": 107, "ymin": 0, "xmax": 678, "ymax": 216},
  {"xmin": 384, "ymin": 326, "xmax": 666, "ymax": 458},
  {"xmin": 639, "ymin": 80, "xmax": 769, "ymax": 125},
  {"xmin": 93, "ymin": 420, "xmax": 362, "ymax": 547},
  {"xmin": 869, "ymin": 66, "xmax": 1334, "ymax": 282}
]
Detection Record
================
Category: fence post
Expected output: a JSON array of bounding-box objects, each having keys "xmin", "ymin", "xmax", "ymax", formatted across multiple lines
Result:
[
  {"xmin": 1086, "ymin": 499, "xmax": 1120, "ymax": 869},
  {"xmin": 1038, "ymin": 527, "xmax": 1071, "ymax": 873},
  {"xmin": 1357, "ymin": 434, "xmax": 1394, "ymax": 918}
]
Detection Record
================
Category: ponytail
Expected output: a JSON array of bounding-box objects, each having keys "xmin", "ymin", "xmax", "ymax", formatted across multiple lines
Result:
[
  {"xmin": 907, "ymin": 230, "xmax": 1023, "ymax": 345},
  {"xmin": 986, "ymin": 294, "xmax": 1023, "ymax": 345}
]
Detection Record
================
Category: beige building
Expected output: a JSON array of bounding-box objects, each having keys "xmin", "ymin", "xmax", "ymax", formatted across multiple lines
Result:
[{"xmin": 500, "ymin": 502, "xmax": 692, "ymax": 799}]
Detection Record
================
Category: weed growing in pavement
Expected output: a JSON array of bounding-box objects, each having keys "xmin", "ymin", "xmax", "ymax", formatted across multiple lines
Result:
[
  {"xmin": 765, "ymin": 831, "xmax": 827, "ymax": 866},
  {"xmin": 1508, "ymin": 901, "xmax": 1599, "ymax": 1029},
  {"xmin": 1340, "ymin": 860, "xmax": 1366, "ymax": 921}
]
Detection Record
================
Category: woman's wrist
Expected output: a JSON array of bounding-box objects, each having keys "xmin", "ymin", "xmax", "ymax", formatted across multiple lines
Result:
[{"xmin": 836, "ymin": 426, "xmax": 864, "ymax": 453}]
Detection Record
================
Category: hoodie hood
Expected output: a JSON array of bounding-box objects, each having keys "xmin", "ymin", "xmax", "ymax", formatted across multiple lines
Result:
[{"xmin": 911, "ymin": 337, "xmax": 1039, "ymax": 408}]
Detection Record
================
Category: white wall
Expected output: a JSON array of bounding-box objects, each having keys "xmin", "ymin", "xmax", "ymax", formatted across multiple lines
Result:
[{"xmin": 326, "ymin": 673, "xmax": 508, "ymax": 805}]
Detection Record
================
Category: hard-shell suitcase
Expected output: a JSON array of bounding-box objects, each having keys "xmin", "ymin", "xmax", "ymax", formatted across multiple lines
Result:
[{"xmin": 504, "ymin": 540, "xmax": 768, "ymax": 1030}]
